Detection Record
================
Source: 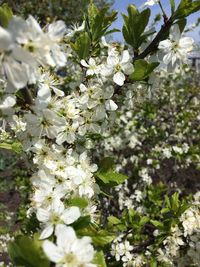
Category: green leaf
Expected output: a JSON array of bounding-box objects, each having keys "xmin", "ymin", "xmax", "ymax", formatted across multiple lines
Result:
[
  {"xmin": 93, "ymin": 251, "xmax": 107, "ymax": 267},
  {"xmin": 0, "ymin": 4, "xmax": 13, "ymax": 28},
  {"xmin": 172, "ymin": 0, "xmax": 200, "ymax": 20},
  {"xmin": 0, "ymin": 141, "xmax": 22, "ymax": 154},
  {"xmin": 108, "ymin": 216, "xmax": 121, "ymax": 225},
  {"xmin": 150, "ymin": 258, "xmax": 158, "ymax": 267},
  {"xmin": 98, "ymin": 157, "xmax": 115, "ymax": 172},
  {"xmin": 96, "ymin": 171, "xmax": 128, "ymax": 185},
  {"xmin": 130, "ymin": 60, "xmax": 159, "ymax": 81},
  {"xmin": 92, "ymin": 230, "xmax": 115, "ymax": 246},
  {"xmin": 8, "ymin": 235, "xmax": 49, "ymax": 267},
  {"xmin": 177, "ymin": 18, "xmax": 187, "ymax": 32},
  {"xmin": 68, "ymin": 197, "xmax": 88, "ymax": 209},
  {"xmin": 122, "ymin": 5, "xmax": 151, "ymax": 49},
  {"xmin": 171, "ymin": 192, "xmax": 180, "ymax": 212},
  {"xmin": 88, "ymin": 1, "xmax": 98, "ymax": 24},
  {"xmin": 78, "ymin": 226, "xmax": 115, "ymax": 246},
  {"xmin": 71, "ymin": 32, "xmax": 91, "ymax": 59},
  {"xmin": 72, "ymin": 215, "xmax": 91, "ymax": 230},
  {"xmin": 85, "ymin": 3, "xmax": 117, "ymax": 45},
  {"xmin": 150, "ymin": 220, "xmax": 164, "ymax": 229},
  {"xmin": 139, "ymin": 216, "xmax": 149, "ymax": 226},
  {"xmin": 96, "ymin": 157, "xmax": 128, "ymax": 185},
  {"xmin": 170, "ymin": 0, "xmax": 176, "ymax": 14},
  {"xmin": 104, "ymin": 28, "xmax": 120, "ymax": 36}
]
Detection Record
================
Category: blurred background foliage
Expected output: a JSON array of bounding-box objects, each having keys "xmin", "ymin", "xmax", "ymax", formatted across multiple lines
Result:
[{"xmin": 1, "ymin": 0, "xmax": 114, "ymax": 26}]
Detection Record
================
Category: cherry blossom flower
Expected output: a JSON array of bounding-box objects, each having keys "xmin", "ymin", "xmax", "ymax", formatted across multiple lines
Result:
[{"xmin": 43, "ymin": 224, "xmax": 96, "ymax": 267}]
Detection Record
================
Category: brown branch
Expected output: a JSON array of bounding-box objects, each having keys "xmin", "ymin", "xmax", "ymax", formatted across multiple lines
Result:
[
  {"xmin": 20, "ymin": 87, "xmax": 33, "ymax": 105},
  {"xmin": 133, "ymin": 18, "xmax": 173, "ymax": 62}
]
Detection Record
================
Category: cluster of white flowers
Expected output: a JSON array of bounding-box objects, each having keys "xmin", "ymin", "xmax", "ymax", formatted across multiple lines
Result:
[
  {"xmin": 0, "ymin": 234, "xmax": 14, "ymax": 254},
  {"xmin": 157, "ymin": 200, "xmax": 200, "ymax": 266},
  {"xmin": 111, "ymin": 234, "xmax": 145, "ymax": 267},
  {"xmin": 0, "ymin": 3, "xmax": 198, "ymax": 267}
]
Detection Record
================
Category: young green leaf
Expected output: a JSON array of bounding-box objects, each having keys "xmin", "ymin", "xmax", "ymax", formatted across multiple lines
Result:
[
  {"xmin": 8, "ymin": 235, "xmax": 49, "ymax": 267},
  {"xmin": 170, "ymin": 0, "xmax": 176, "ymax": 14},
  {"xmin": 96, "ymin": 157, "xmax": 128, "ymax": 185},
  {"xmin": 172, "ymin": 0, "xmax": 200, "ymax": 20},
  {"xmin": 68, "ymin": 197, "xmax": 89, "ymax": 209},
  {"xmin": 0, "ymin": 4, "xmax": 13, "ymax": 28},
  {"xmin": 93, "ymin": 251, "xmax": 107, "ymax": 267},
  {"xmin": 130, "ymin": 60, "xmax": 159, "ymax": 81},
  {"xmin": 122, "ymin": 5, "xmax": 151, "ymax": 49},
  {"xmin": 71, "ymin": 32, "xmax": 91, "ymax": 59}
]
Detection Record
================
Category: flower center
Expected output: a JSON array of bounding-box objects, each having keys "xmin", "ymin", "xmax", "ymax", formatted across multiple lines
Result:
[
  {"xmin": 115, "ymin": 64, "xmax": 121, "ymax": 72},
  {"xmin": 63, "ymin": 252, "xmax": 78, "ymax": 265}
]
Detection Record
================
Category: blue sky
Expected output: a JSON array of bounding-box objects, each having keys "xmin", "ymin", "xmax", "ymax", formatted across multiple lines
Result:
[{"xmin": 111, "ymin": 0, "xmax": 200, "ymax": 42}]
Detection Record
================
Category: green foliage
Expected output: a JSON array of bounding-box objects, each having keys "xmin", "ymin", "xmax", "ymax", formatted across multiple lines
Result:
[
  {"xmin": 122, "ymin": 5, "xmax": 152, "ymax": 50},
  {"xmin": 177, "ymin": 18, "xmax": 187, "ymax": 32},
  {"xmin": 93, "ymin": 251, "xmax": 107, "ymax": 267},
  {"xmin": 85, "ymin": 2, "xmax": 118, "ymax": 43},
  {"xmin": 96, "ymin": 157, "xmax": 128, "ymax": 185},
  {"xmin": 71, "ymin": 32, "xmax": 91, "ymax": 59},
  {"xmin": 1, "ymin": 0, "xmax": 114, "ymax": 27},
  {"xmin": 68, "ymin": 197, "xmax": 89, "ymax": 208},
  {"xmin": 0, "ymin": 141, "xmax": 23, "ymax": 154},
  {"xmin": 72, "ymin": 215, "xmax": 91, "ymax": 230},
  {"xmin": 0, "ymin": 4, "xmax": 13, "ymax": 27},
  {"xmin": 130, "ymin": 60, "xmax": 159, "ymax": 81},
  {"xmin": 71, "ymin": 2, "xmax": 118, "ymax": 58},
  {"xmin": 170, "ymin": 0, "xmax": 176, "ymax": 14},
  {"xmin": 172, "ymin": 0, "xmax": 200, "ymax": 20},
  {"xmin": 78, "ymin": 224, "xmax": 115, "ymax": 246},
  {"xmin": 8, "ymin": 235, "xmax": 50, "ymax": 267}
]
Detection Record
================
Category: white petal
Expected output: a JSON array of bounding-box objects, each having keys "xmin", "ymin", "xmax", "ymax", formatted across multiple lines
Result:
[
  {"xmin": 4, "ymin": 59, "xmax": 28, "ymax": 89},
  {"xmin": 179, "ymin": 37, "xmax": 194, "ymax": 50},
  {"xmin": 95, "ymin": 105, "xmax": 106, "ymax": 120},
  {"xmin": 163, "ymin": 52, "xmax": 174, "ymax": 65},
  {"xmin": 43, "ymin": 240, "xmax": 63, "ymax": 262},
  {"xmin": 38, "ymin": 85, "xmax": 51, "ymax": 100},
  {"xmin": 158, "ymin": 40, "xmax": 172, "ymax": 51},
  {"xmin": 55, "ymin": 225, "xmax": 76, "ymax": 249},
  {"xmin": 121, "ymin": 50, "xmax": 130, "ymax": 64},
  {"xmin": 113, "ymin": 71, "xmax": 125, "ymax": 86},
  {"xmin": 170, "ymin": 24, "xmax": 181, "ymax": 42},
  {"xmin": 37, "ymin": 208, "xmax": 50, "ymax": 222},
  {"xmin": 86, "ymin": 69, "xmax": 94, "ymax": 76},
  {"xmin": 56, "ymin": 132, "xmax": 67, "ymax": 145},
  {"xmin": 26, "ymin": 15, "xmax": 42, "ymax": 34},
  {"xmin": 61, "ymin": 206, "xmax": 80, "ymax": 224},
  {"xmin": 81, "ymin": 59, "xmax": 89, "ymax": 67},
  {"xmin": 89, "ymin": 123, "xmax": 101, "ymax": 133},
  {"xmin": 0, "ymin": 26, "xmax": 12, "ymax": 51},
  {"xmin": 89, "ymin": 58, "xmax": 95, "ymax": 66},
  {"xmin": 52, "ymin": 199, "xmax": 65, "ymax": 214},
  {"xmin": 48, "ymin": 20, "xmax": 66, "ymax": 40},
  {"xmin": 121, "ymin": 62, "xmax": 134, "ymax": 75},
  {"xmin": 80, "ymin": 83, "xmax": 87, "ymax": 92},
  {"xmin": 12, "ymin": 47, "xmax": 36, "ymax": 66},
  {"xmin": 101, "ymin": 65, "xmax": 113, "ymax": 77},
  {"xmin": 105, "ymin": 100, "xmax": 118, "ymax": 111},
  {"xmin": 107, "ymin": 55, "xmax": 119, "ymax": 66},
  {"xmin": 51, "ymin": 47, "xmax": 66, "ymax": 67},
  {"xmin": 52, "ymin": 87, "xmax": 65, "ymax": 97},
  {"xmin": 40, "ymin": 224, "xmax": 54, "ymax": 239},
  {"xmin": 0, "ymin": 95, "xmax": 16, "ymax": 109}
]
